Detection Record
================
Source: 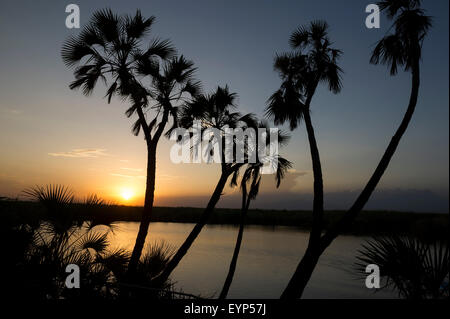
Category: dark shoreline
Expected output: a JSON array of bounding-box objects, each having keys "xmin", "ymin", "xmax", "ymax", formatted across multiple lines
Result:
[{"xmin": 1, "ymin": 199, "xmax": 448, "ymax": 239}]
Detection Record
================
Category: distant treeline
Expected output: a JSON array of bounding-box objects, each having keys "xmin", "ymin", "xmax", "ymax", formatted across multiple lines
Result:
[{"xmin": 1, "ymin": 200, "xmax": 448, "ymax": 239}]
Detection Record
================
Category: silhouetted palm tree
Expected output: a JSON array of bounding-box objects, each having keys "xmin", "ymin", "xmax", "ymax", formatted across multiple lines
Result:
[
  {"xmin": 219, "ymin": 123, "xmax": 291, "ymax": 299},
  {"xmin": 20, "ymin": 185, "xmax": 126, "ymax": 299},
  {"xmin": 126, "ymin": 55, "xmax": 200, "ymax": 274},
  {"xmin": 61, "ymin": 9, "xmax": 200, "ymax": 275},
  {"xmin": 153, "ymin": 86, "xmax": 257, "ymax": 285},
  {"xmin": 5, "ymin": 184, "xmax": 176, "ymax": 299},
  {"xmin": 119, "ymin": 241, "xmax": 176, "ymax": 299},
  {"xmin": 355, "ymin": 236, "xmax": 449, "ymax": 299},
  {"xmin": 281, "ymin": 0, "xmax": 432, "ymax": 298},
  {"xmin": 265, "ymin": 20, "xmax": 343, "ymax": 298}
]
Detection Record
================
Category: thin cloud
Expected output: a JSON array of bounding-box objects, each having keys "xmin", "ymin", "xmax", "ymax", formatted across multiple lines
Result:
[
  {"xmin": 1, "ymin": 107, "xmax": 23, "ymax": 115},
  {"xmin": 110, "ymin": 173, "xmax": 145, "ymax": 179},
  {"xmin": 110, "ymin": 172, "xmax": 182, "ymax": 181},
  {"xmin": 158, "ymin": 174, "xmax": 184, "ymax": 181},
  {"xmin": 48, "ymin": 148, "xmax": 108, "ymax": 158},
  {"xmin": 287, "ymin": 168, "xmax": 308, "ymax": 176},
  {"xmin": 120, "ymin": 167, "xmax": 143, "ymax": 172}
]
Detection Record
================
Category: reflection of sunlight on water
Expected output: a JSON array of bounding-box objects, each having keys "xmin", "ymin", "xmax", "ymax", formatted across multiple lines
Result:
[{"xmin": 107, "ymin": 222, "xmax": 397, "ymax": 299}]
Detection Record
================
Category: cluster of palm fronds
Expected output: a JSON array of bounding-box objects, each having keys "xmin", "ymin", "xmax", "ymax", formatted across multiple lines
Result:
[
  {"xmin": 3, "ymin": 184, "xmax": 177, "ymax": 300},
  {"xmin": 355, "ymin": 236, "xmax": 449, "ymax": 299}
]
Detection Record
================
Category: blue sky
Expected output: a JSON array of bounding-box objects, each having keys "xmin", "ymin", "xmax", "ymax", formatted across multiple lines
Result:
[{"xmin": 0, "ymin": 0, "xmax": 448, "ymax": 212}]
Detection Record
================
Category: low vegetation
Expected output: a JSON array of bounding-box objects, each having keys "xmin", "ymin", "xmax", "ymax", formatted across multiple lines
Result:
[{"xmin": 1, "ymin": 198, "xmax": 447, "ymax": 240}]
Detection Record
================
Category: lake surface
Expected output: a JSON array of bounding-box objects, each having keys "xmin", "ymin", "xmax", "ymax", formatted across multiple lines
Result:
[{"xmin": 108, "ymin": 222, "xmax": 396, "ymax": 299}]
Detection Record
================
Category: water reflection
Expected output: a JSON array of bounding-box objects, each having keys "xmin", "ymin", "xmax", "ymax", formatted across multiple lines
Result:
[{"xmin": 107, "ymin": 222, "xmax": 396, "ymax": 299}]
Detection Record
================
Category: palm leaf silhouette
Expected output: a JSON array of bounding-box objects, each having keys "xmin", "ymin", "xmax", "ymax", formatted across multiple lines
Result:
[{"xmin": 355, "ymin": 236, "xmax": 449, "ymax": 299}]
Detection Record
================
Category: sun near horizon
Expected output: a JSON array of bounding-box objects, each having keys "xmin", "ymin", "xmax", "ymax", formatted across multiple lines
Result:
[{"xmin": 120, "ymin": 187, "xmax": 135, "ymax": 202}]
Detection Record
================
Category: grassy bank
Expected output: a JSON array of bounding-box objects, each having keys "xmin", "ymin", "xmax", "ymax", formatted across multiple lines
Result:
[{"xmin": 1, "ymin": 199, "xmax": 448, "ymax": 239}]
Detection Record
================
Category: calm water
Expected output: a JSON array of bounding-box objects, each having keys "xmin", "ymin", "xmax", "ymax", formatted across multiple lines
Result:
[{"xmin": 107, "ymin": 222, "xmax": 396, "ymax": 299}]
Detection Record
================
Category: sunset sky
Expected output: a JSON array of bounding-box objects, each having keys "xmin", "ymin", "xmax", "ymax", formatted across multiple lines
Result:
[{"xmin": 0, "ymin": 0, "xmax": 448, "ymax": 212}]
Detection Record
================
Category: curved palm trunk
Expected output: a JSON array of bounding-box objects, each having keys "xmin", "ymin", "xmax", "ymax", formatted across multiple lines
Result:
[
  {"xmin": 280, "ymin": 106, "xmax": 324, "ymax": 299},
  {"xmin": 321, "ymin": 61, "xmax": 420, "ymax": 248},
  {"xmin": 127, "ymin": 108, "xmax": 169, "ymax": 277},
  {"xmin": 280, "ymin": 245, "xmax": 322, "ymax": 299},
  {"xmin": 153, "ymin": 172, "xmax": 229, "ymax": 285},
  {"xmin": 281, "ymin": 61, "xmax": 420, "ymax": 299},
  {"xmin": 303, "ymin": 109, "xmax": 325, "ymax": 244},
  {"xmin": 219, "ymin": 196, "xmax": 249, "ymax": 299},
  {"xmin": 128, "ymin": 143, "xmax": 157, "ymax": 275}
]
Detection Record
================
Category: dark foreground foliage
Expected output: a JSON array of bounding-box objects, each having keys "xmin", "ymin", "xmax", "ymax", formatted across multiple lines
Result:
[
  {"xmin": 356, "ymin": 236, "xmax": 449, "ymax": 299},
  {"xmin": 0, "ymin": 186, "xmax": 191, "ymax": 300}
]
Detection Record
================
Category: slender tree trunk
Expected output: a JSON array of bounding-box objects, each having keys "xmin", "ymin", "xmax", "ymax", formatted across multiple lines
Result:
[
  {"xmin": 280, "ymin": 108, "xmax": 324, "ymax": 299},
  {"xmin": 280, "ymin": 245, "xmax": 322, "ymax": 299},
  {"xmin": 153, "ymin": 172, "xmax": 229, "ymax": 285},
  {"xmin": 127, "ymin": 107, "xmax": 169, "ymax": 277},
  {"xmin": 281, "ymin": 60, "xmax": 420, "ymax": 299},
  {"xmin": 279, "ymin": 80, "xmax": 325, "ymax": 299},
  {"xmin": 219, "ymin": 198, "xmax": 248, "ymax": 299},
  {"xmin": 128, "ymin": 143, "xmax": 157, "ymax": 276},
  {"xmin": 303, "ymin": 109, "xmax": 324, "ymax": 244}
]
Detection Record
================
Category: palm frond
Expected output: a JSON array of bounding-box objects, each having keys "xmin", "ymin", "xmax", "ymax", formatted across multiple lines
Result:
[
  {"xmin": 372, "ymin": 1, "xmax": 432, "ymax": 75},
  {"xmin": 125, "ymin": 10, "xmax": 155, "ymax": 39},
  {"xmin": 370, "ymin": 34, "xmax": 405, "ymax": 75},
  {"xmin": 79, "ymin": 24, "xmax": 106, "ymax": 48},
  {"xmin": 265, "ymin": 86, "xmax": 305, "ymax": 130},
  {"xmin": 164, "ymin": 55, "xmax": 196, "ymax": 84},
  {"xmin": 213, "ymin": 85, "xmax": 237, "ymax": 110},
  {"xmin": 125, "ymin": 104, "xmax": 138, "ymax": 118},
  {"xmin": 23, "ymin": 185, "xmax": 74, "ymax": 208},
  {"xmin": 143, "ymin": 38, "xmax": 176, "ymax": 60},
  {"xmin": 105, "ymin": 82, "xmax": 118, "ymax": 104},
  {"xmin": 180, "ymin": 80, "xmax": 202, "ymax": 98},
  {"xmin": 247, "ymin": 176, "xmax": 261, "ymax": 200},
  {"xmin": 309, "ymin": 20, "xmax": 329, "ymax": 44},
  {"xmin": 91, "ymin": 8, "xmax": 120, "ymax": 43},
  {"xmin": 378, "ymin": 0, "xmax": 422, "ymax": 19},
  {"xmin": 322, "ymin": 61, "xmax": 343, "ymax": 93},
  {"xmin": 239, "ymin": 113, "xmax": 259, "ymax": 130},
  {"xmin": 77, "ymin": 232, "xmax": 109, "ymax": 253},
  {"xmin": 274, "ymin": 156, "xmax": 293, "ymax": 187},
  {"xmin": 355, "ymin": 236, "xmax": 449, "ymax": 299},
  {"xmin": 85, "ymin": 194, "xmax": 104, "ymax": 206},
  {"xmin": 139, "ymin": 241, "xmax": 175, "ymax": 280},
  {"xmin": 290, "ymin": 26, "xmax": 309, "ymax": 49},
  {"xmin": 96, "ymin": 248, "xmax": 130, "ymax": 277},
  {"xmin": 131, "ymin": 118, "xmax": 143, "ymax": 136},
  {"xmin": 61, "ymin": 36, "xmax": 96, "ymax": 68},
  {"xmin": 230, "ymin": 168, "xmax": 240, "ymax": 187},
  {"xmin": 136, "ymin": 56, "xmax": 160, "ymax": 77}
]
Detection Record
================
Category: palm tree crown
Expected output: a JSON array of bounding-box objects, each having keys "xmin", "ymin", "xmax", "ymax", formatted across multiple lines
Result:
[
  {"xmin": 61, "ymin": 9, "xmax": 200, "ymax": 140},
  {"xmin": 177, "ymin": 85, "xmax": 258, "ymax": 172},
  {"xmin": 230, "ymin": 121, "xmax": 291, "ymax": 190},
  {"xmin": 266, "ymin": 20, "xmax": 342, "ymax": 130},
  {"xmin": 129, "ymin": 55, "xmax": 201, "ymax": 138},
  {"xmin": 62, "ymin": 9, "xmax": 173, "ymax": 99},
  {"xmin": 371, "ymin": 0, "xmax": 432, "ymax": 75}
]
